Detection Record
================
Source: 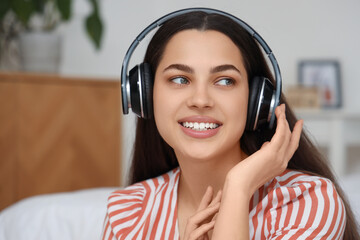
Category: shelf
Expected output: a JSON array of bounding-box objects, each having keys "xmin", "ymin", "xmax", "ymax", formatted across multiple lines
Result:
[
  {"xmin": 295, "ymin": 109, "xmax": 360, "ymax": 120},
  {"xmin": 294, "ymin": 108, "xmax": 360, "ymax": 177}
]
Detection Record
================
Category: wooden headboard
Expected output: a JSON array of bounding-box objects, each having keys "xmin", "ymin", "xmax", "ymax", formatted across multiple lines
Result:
[{"xmin": 0, "ymin": 72, "xmax": 122, "ymax": 210}]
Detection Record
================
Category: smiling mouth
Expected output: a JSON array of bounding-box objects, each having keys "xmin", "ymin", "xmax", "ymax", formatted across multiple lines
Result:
[{"xmin": 180, "ymin": 122, "xmax": 221, "ymax": 131}]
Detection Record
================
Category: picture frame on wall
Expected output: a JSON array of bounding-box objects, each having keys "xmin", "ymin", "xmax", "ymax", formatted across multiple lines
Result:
[{"xmin": 298, "ymin": 60, "xmax": 342, "ymax": 108}]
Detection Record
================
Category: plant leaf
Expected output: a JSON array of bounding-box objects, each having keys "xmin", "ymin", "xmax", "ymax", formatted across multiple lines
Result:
[
  {"xmin": 85, "ymin": 11, "xmax": 103, "ymax": 49},
  {"xmin": 32, "ymin": 0, "xmax": 46, "ymax": 13},
  {"xmin": 56, "ymin": 0, "xmax": 71, "ymax": 21},
  {"xmin": 0, "ymin": 0, "xmax": 10, "ymax": 21},
  {"xmin": 10, "ymin": 0, "xmax": 35, "ymax": 26}
]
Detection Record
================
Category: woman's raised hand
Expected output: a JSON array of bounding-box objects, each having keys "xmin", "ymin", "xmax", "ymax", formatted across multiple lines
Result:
[
  {"xmin": 183, "ymin": 186, "xmax": 222, "ymax": 240},
  {"xmin": 227, "ymin": 103, "xmax": 303, "ymax": 197}
]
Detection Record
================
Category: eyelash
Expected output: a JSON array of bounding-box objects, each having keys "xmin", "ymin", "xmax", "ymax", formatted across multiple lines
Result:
[
  {"xmin": 170, "ymin": 76, "xmax": 189, "ymax": 85},
  {"xmin": 215, "ymin": 78, "xmax": 235, "ymax": 86},
  {"xmin": 169, "ymin": 76, "xmax": 236, "ymax": 87}
]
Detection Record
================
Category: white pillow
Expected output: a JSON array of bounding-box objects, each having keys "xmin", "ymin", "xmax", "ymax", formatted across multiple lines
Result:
[{"xmin": 0, "ymin": 188, "xmax": 117, "ymax": 240}]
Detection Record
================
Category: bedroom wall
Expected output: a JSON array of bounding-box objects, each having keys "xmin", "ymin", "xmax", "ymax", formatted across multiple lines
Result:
[{"xmin": 57, "ymin": 0, "xmax": 360, "ymax": 184}]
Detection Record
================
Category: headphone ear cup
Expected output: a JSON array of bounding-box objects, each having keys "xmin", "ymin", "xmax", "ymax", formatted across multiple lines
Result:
[
  {"xmin": 246, "ymin": 76, "xmax": 275, "ymax": 131},
  {"xmin": 246, "ymin": 76, "xmax": 263, "ymax": 131},
  {"xmin": 139, "ymin": 63, "xmax": 153, "ymax": 119},
  {"xmin": 129, "ymin": 65, "xmax": 141, "ymax": 117},
  {"xmin": 128, "ymin": 63, "xmax": 154, "ymax": 118}
]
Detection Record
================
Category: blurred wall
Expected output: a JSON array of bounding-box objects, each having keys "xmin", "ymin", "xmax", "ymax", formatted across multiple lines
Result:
[{"xmin": 58, "ymin": 0, "xmax": 360, "ymax": 183}]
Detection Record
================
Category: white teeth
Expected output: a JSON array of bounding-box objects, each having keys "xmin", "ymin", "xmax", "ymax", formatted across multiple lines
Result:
[{"xmin": 181, "ymin": 121, "xmax": 219, "ymax": 131}]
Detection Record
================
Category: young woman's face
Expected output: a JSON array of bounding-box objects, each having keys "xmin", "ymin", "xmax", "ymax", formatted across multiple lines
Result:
[{"xmin": 153, "ymin": 29, "xmax": 249, "ymax": 161}]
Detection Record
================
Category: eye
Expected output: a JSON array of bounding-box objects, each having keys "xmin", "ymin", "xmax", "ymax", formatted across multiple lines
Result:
[
  {"xmin": 215, "ymin": 78, "xmax": 234, "ymax": 86},
  {"xmin": 170, "ymin": 76, "xmax": 189, "ymax": 85}
]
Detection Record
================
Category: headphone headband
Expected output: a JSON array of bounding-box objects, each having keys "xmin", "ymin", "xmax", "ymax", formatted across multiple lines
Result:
[{"xmin": 121, "ymin": 7, "xmax": 282, "ymax": 128}]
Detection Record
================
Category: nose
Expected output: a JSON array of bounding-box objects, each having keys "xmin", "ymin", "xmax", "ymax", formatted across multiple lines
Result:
[{"xmin": 187, "ymin": 83, "xmax": 214, "ymax": 109}]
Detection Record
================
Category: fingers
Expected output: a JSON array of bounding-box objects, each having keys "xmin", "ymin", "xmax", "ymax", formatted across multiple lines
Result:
[
  {"xmin": 197, "ymin": 186, "xmax": 213, "ymax": 211},
  {"xmin": 184, "ymin": 202, "xmax": 220, "ymax": 240},
  {"xmin": 260, "ymin": 141, "xmax": 270, "ymax": 149},
  {"xmin": 208, "ymin": 189, "xmax": 222, "ymax": 207},
  {"xmin": 188, "ymin": 221, "xmax": 215, "ymax": 240},
  {"xmin": 197, "ymin": 186, "xmax": 221, "ymax": 211},
  {"xmin": 285, "ymin": 119, "xmax": 303, "ymax": 160},
  {"xmin": 269, "ymin": 104, "xmax": 303, "ymax": 163},
  {"xmin": 271, "ymin": 104, "xmax": 290, "ymax": 150},
  {"xmin": 190, "ymin": 201, "xmax": 221, "ymax": 226},
  {"xmin": 184, "ymin": 188, "xmax": 222, "ymax": 240}
]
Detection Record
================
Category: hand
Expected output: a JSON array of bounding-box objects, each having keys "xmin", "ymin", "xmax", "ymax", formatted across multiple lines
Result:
[
  {"xmin": 227, "ymin": 104, "xmax": 303, "ymax": 197},
  {"xmin": 183, "ymin": 186, "xmax": 222, "ymax": 240}
]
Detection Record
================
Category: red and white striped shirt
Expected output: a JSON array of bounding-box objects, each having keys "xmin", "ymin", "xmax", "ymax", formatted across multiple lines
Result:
[{"xmin": 102, "ymin": 168, "xmax": 345, "ymax": 239}]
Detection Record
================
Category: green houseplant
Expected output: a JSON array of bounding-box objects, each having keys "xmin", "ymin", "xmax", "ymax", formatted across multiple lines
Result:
[
  {"xmin": 0, "ymin": 0, "xmax": 103, "ymax": 72},
  {"xmin": 0, "ymin": 0, "xmax": 103, "ymax": 49}
]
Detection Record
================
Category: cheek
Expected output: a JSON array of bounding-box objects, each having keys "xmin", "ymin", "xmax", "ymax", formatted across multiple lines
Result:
[
  {"xmin": 232, "ymin": 100, "xmax": 248, "ymax": 129},
  {"xmin": 223, "ymin": 88, "xmax": 248, "ymax": 116},
  {"xmin": 153, "ymin": 82, "xmax": 165, "ymax": 130},
  {"xmin": 221, "ymin": 89, "xmax": 249, "ymax": 132}
]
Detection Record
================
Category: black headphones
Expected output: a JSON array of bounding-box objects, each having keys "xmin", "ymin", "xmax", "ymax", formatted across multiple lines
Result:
[{"xmin": 121, "ymin": 8, "xmax": 282, "ymax": 131}]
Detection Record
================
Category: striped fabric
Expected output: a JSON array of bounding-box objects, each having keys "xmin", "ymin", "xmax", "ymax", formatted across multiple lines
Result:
[{"xmin": 102, "ymin": 168, "xmax": 345, "ymax": 240}]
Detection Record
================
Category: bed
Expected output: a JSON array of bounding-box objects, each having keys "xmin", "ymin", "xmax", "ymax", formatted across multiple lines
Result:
[{"xmin": 0, "ymin": 187, "xmax": 117, "ymax": 240}]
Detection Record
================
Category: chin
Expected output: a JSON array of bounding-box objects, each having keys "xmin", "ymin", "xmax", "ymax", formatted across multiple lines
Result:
[
  {"xmin": 176, "ymin": 147, "xmax": 224, "ymax": 163},
  {"xmin": 171, "ymin": 136, "xmax": 243, "ymax": 164}
]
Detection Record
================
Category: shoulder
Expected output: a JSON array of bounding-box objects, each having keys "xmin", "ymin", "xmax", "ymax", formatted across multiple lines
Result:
[
  {"xmin": 259, "ymin": 170, "xmax": 346, "ymax": 239},
  {"xmin": 271, "ymin": 169, "xmax": 346, "ymax": 220},
  {"xmin": 108, "ymin": 168, "xmax": 179, "ymax": 203},
  {"xmin": 271, "ymin": 169, "xmax": 335, "ymax": 191},
  {"xmin": 270, "ymin": 169, "xmax": 343, "ymax": 204},
  {"xmin": 102, "ymin": 168, "xmax": 180, "ymax": 239},
  {"xmin": 107, "ymin": 167, "xmax": 180, "ymax": 214}
]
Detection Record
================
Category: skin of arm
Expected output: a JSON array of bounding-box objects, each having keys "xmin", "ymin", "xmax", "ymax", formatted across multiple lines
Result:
[{"xmin": 211, "ymin": 104, "xmax": 303, "ymax": 240}]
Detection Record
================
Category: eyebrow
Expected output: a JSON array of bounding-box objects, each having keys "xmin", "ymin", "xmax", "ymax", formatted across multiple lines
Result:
[
  {"xmin": 210, "ymin": 64, "xmax": 241, "ymax": 74},
  {"xmin": 163, "ymin": 63, "xmax": 241, "ymax": 75},
  {"xmin": 163, "ymin": 64, "xmax": 194, "ymax": 74}
]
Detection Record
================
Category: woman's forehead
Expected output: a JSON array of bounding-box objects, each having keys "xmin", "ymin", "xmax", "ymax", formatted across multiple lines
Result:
[{"xmin": 157, "ymin": 29, "xmax": 245, "ymax": 72}]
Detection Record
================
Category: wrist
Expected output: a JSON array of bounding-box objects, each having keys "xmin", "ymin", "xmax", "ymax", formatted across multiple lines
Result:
[
  {"xmin": 224, "ymin": 170, "xmax": 253, "ymax": 201},
  {"xmin": 213, "ymin": 170, "xmax": 252, "ymax": 240}
]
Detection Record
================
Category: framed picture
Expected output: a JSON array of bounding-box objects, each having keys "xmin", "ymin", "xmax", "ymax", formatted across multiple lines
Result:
[{"xmin": 298, "ymin": 60, "xmax": 342, "ymax": 108}]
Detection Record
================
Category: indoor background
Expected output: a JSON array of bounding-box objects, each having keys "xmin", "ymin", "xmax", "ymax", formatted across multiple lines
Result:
[{"xmin": 1, "ymin": 0, "xmax": 359, "ymax": 238}]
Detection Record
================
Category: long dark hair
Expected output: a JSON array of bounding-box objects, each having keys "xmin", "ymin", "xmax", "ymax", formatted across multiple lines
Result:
[{"xmin": 128, "ymin": 11, "xmax": 359, "ymax": 238}]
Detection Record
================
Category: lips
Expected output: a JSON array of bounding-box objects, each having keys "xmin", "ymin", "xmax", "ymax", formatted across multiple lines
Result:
[{"xmin": 178, "ymin": 116, "xmax": 222, "ymax": 138}]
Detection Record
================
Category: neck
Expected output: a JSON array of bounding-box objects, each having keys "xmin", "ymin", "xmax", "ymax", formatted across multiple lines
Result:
[{"xmin": 176, "ymin": 148, "xmax": 245, "ymax": 209}]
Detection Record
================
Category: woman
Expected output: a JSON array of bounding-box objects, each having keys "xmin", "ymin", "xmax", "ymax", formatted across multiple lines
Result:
[{"xmin": 102, "ymin": 10, "xmax": 359, "ymax": 239}]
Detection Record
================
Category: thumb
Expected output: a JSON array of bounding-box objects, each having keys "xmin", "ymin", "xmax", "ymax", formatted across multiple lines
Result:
[{"xmin": 260, "ymin": 141, "xmax": 270, "ymax": 149}]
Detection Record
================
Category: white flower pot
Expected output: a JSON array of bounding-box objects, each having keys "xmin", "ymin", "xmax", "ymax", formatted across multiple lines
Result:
[{"xmin": 19, "ymin": 31, "xmax": 62, "ymax": 73}]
